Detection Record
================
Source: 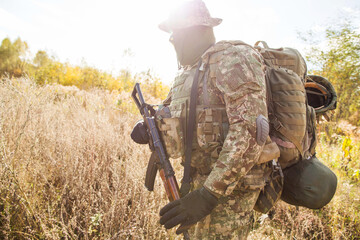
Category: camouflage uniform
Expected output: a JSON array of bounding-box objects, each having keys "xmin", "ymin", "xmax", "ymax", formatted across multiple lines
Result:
[
  {"xmin": 159, "ymin": 41, "xmax": 268, "ymax": 239},
  {"xmin": 158, "ymin": 1, "xmax": 268, "ymax": 239}
]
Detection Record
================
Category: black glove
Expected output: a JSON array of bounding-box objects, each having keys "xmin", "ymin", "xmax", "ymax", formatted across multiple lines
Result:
[{"xmin": 159, "ymin": 187, "xmax": 218, "ymax": 234}]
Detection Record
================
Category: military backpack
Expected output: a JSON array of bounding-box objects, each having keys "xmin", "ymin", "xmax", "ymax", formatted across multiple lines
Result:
[{"xmin": 252, "ymin": 41, "xmax": 337, "ymax": 213}]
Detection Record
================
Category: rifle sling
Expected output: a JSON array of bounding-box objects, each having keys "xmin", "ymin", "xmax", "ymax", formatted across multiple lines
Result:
[{"xmin": 181, "ymin": 60, "xmax": 206, "ymax": 196}]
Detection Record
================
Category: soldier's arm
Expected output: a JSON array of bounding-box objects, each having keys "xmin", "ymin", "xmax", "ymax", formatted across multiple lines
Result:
[{"xmin": 203, "ymin": 45, "xmax": 267, "ymax": 197}]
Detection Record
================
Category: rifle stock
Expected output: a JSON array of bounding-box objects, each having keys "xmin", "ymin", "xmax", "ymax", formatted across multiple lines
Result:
[{"xmin": 132, "ymin": 83, "xmax": 190, "ymax": 240}]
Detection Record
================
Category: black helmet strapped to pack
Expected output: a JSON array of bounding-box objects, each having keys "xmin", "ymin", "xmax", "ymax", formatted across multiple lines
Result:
[{"xmin": 305, "ymin": 75, "xmax": 337, "ymax": 116}]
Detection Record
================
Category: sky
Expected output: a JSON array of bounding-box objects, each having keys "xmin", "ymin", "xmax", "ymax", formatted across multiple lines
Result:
[{"xmin": 0, "ymin": 0, "xmax": 359, "ymax": 85}]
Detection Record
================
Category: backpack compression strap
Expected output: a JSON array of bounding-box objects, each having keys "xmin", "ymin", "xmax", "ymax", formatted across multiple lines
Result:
[{"xmin": 272, "ymin": 117, "xmax": 304, "ymax": 157}]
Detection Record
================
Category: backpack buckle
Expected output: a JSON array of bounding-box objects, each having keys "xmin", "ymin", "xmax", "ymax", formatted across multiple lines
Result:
[
  {"xmin": 273, "ymin": 120, "xmax": 283, "ymax": 131},
  {"xmin": 271, "ymin": 160, "xmax": 284, "ymax": 178}
]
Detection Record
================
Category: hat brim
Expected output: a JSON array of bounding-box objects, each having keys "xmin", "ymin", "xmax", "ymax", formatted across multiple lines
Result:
[{"xmin": 159, "ymin": 17, "xmax": 222, "ymax": 33}]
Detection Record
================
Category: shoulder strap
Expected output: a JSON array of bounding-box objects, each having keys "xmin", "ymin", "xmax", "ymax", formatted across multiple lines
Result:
[{"xmin": 180, "ymin": 60, "xmax": 206, "ymax": 196}]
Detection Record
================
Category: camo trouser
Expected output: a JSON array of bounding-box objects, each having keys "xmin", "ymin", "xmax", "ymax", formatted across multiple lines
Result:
[{"xmin": 189, "ymin": 175, "xmax": 261, "ymax": 240}]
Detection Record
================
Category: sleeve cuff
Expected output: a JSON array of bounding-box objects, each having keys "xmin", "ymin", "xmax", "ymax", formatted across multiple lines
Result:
[{"xmin": 203, "ymin": 182, "xmax": 224, "ymax": 198}]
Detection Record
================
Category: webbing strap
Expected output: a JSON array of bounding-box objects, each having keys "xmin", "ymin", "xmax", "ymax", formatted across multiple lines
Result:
[
  {"xmin": 181, "ymin": 60, "xmax": 205, "ymax": 196},
  {"xmin": 272, "ymin": 84, "xmax": 305, "ymax": 92},
  {"xmin": 275, "ymin": 117, "xmax": 306, "ymax": 126},
  {"xmin": 275, "ymin": 106, "xmax": 307, "ymax": 114},
  {"xmin": 196, "ymin": 104, "xmax": 225, "ymax": 110},
  {"xmin": 272, "ymin": 117, "xmax": 303, "ymax": 156},
  {"xmin": 272, "ymin": 59, "xmax": 295, "ymax": 66},
  {"xmin": 271, "ymin": 136, "xmax": 296, "ymax": 149},
  {"xmin": 272, "ymin": 95, "xmax": 304, "ymax": 102}
]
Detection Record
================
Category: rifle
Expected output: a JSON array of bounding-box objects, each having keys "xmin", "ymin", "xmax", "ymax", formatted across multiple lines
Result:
[{"xmin": 132, "ymin": 83, "xmax": 190, "ymax": 240}]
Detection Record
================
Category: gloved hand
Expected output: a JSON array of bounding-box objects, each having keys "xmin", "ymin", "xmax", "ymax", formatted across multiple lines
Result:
[{"xmin": 159, "ymin": 187, "xmax": 218, "ymax": 234}]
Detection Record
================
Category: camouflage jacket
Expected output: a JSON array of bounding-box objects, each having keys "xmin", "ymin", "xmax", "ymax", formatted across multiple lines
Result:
[{"xmin": 160, "ymin": 41, "xmax": 268, "ymax": 197}]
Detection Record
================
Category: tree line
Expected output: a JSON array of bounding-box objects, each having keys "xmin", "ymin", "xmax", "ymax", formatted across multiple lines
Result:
[
  {"xmin": 0, "ymin": 38, "xmax": 169, "ymax": 99},
  {"xmin": 1, "ymin": 20, "xmax": 359, "ymax": 124}
]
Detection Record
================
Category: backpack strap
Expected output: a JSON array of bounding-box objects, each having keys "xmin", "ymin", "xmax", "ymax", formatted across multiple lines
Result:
[
  {"xmin": 180, "ymin": 59, "xmax": 206, "ymax": 196},
  {"xmin": 272, "ymin": 117, "xmax": 304, "ymax": 157}
]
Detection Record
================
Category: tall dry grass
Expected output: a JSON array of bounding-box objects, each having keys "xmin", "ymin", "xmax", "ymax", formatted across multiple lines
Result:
[
  {"xmin": 0, "ymin": 78, "xmax": 359, "ymax": 239},
  {"xmin": 0, "ymin": 78, "xmax": 177, "ymax": 239}
]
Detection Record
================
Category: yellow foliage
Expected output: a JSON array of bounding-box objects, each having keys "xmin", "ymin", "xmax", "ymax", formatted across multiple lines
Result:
[
  {"xmin": 62, "ymin": 65, "xmax": 82, "ymax": 86},
  {"xmin": 0, "ymin": 37, "xmax": 169, "ymax": 100},
  {"xmin": 342, "ymin": 137, "xmax": 352, "ymax": 158}
]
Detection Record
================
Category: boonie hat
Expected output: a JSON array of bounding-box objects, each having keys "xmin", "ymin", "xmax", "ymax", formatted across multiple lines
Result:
[{"xmin": 159, "ymin": 0, "xmax": 222, "ymax": 33}]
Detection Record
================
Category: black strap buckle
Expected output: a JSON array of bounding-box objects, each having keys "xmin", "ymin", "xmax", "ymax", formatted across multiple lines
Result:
[{"xmin": 271, "ymin": 160, "xmax": 284, "ymax": 178}]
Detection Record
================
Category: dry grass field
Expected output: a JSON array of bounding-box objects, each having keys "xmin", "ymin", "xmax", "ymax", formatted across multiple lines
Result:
[{"xmin": 0, "ymin": 78, "xmax": 359, "ymax": 239}]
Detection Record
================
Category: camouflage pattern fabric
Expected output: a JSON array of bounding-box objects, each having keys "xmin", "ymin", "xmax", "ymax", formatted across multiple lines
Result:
[
  {"xmin": 163, "ymin": 41, "xmax": 267, "ymax": 239},
  {"xmin": 202, "ymin": 42, "xmax": 267, "ymax": 196},
  {"xmin": 191, "ymin": 175, "xmax": 261, "ymax": 239}
]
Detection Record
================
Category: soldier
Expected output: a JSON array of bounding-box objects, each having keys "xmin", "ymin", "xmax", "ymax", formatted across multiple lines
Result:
[{"xmin": 157, "ymin": 0, "xmax": 269, "ymax": 239}]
